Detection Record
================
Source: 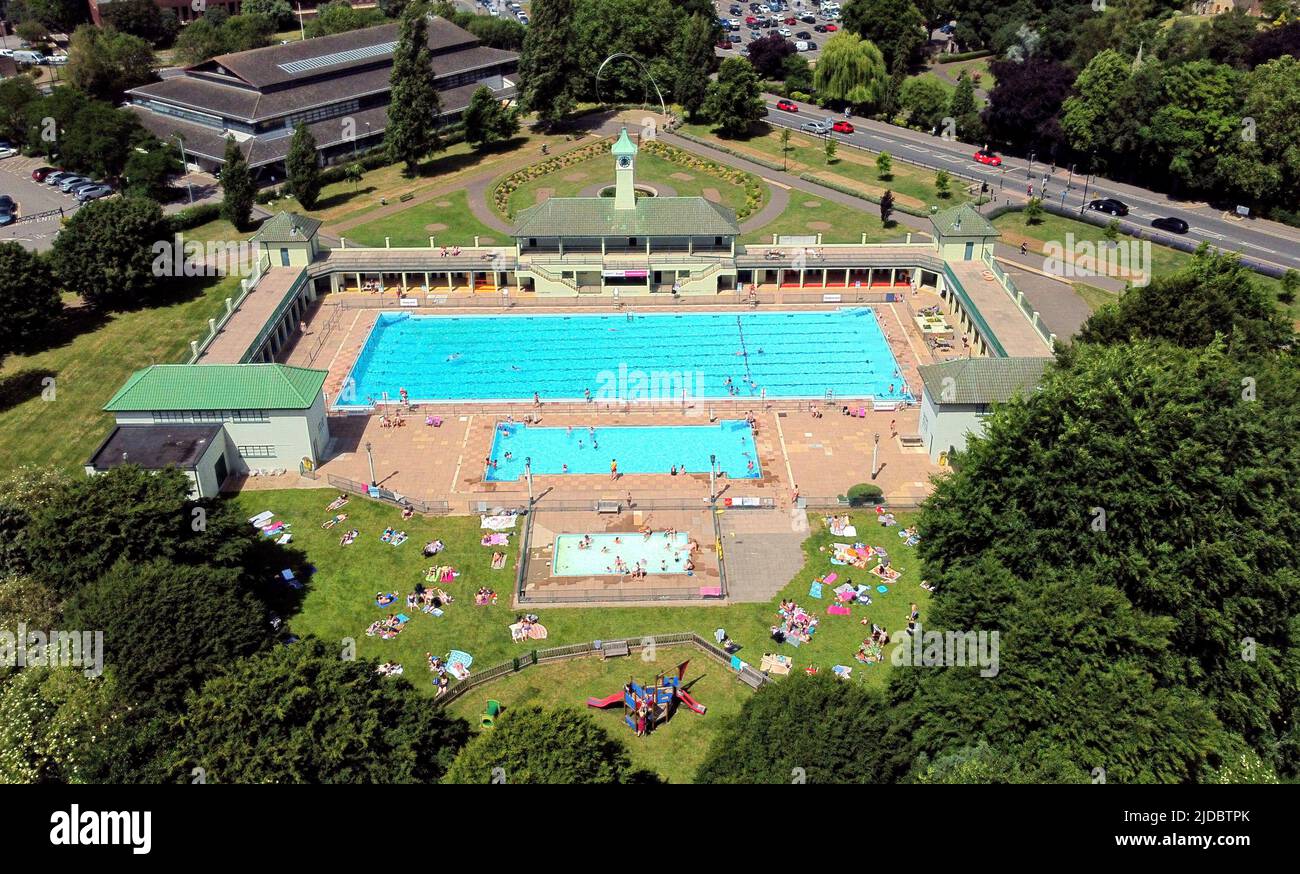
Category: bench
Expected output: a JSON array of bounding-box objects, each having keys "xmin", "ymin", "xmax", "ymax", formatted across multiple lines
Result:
[
  {"xmin": 399, "ymin": 192, "xmax": 415, "ymax": 203},
  {"xmin": 599, "ymin": 640, "xmax": 629, "ymax": 660},
  {"xmin": 737, "ymin": 665, "xmax": 767, "ymax": 689},
  {"xmin": 595, "ymin": 499, "xmax": 621, "ymax": 514}
]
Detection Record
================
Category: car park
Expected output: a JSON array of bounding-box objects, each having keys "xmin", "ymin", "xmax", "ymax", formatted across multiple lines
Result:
[
  {"xmin": 973, "ymin": 149, "xmax": 1001, "ymax": 166},
  {"xmin": 1087, "ymin": 198, "xmax": 1129, "ymax": 216},
  {"xmin": 831, "ymin": 120, "xmax": 854, "ymax": 133},
  {"xmin": 776, "ymin": 99, "xmax": 799, "ymax": 112},
  {"xmin": 1150, "ymin": 216, "xmax": 1189, "ymax": 234},
  {"xmin": 801, "ymin": 119, "xmax": 832, "ymax": 134}
]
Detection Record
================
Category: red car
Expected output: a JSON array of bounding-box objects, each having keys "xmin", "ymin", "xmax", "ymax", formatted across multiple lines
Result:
[
  {"xmin": 832, "ymin": 120, "xmax": 854, "ymax": 134},
  {"xmin": 776, "ymin": 99, "xmax": 799, "ymax": 112},
  {"xmin": 974, "ymin": 149, "xmax": 1002, "ymax": 166},
  {"xmin": 745, "ymin": 15, "xmax": 758, "ymax": 23},
  {"xmin": 825, "ymin": 23, "xmax": 838, "ymax": 31},
  {"xmin": 31, "ymin": 166, "xmax": 55, "ymax": 182},
  {"xmin": 784, "ymin": 16, "xmax": 797, "ymax": 24}
]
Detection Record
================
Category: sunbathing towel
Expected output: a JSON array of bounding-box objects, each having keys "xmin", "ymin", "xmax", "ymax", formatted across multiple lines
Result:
[
  {"xmin": 326, "ymin": 496, "xmax": 348, "ymax": 511},
  {"xmin": 832, "ymin": 665, "xmax": 852, "ymax": 679},
  {"xmin": 391, "ymin": 533, "xmax": 408, "ymax": 547},
  {"xmin": 827, "ymin": 604, "xmax": 851, "ymax": 616},
  {"xmin": 876, "ymin": 585, "xmax": 889, "ymax": 594},
  {"xmin": 248, "ymin": 511, "xmax": 274, "ymax": 526},
  {"xmin": 480, "ymin": 514, "xmax": 518, "ymax": 531},
  {"xmin": 808, "ymin": 581, "xmax": 824, "ymax": 599},
  {"xmin": 823, "ymin": 572, "xmax": 838, "ymax": 585},
  {"xmin": 831, "ymin": 524, "xmax": 857, "ymax": 537},
  {"xmin": 491, "ymin": 553, "xmax": 507, "ymax": 570},
  {"xmin": 730, "ymin": 655, "xmax": 746, "ymax": 672},
  {"xmin": 481, "ymin": 532, "xmax": 510, "ymax": 546},
  {"xmin": 830, "ymin": 558, "xmax": 847, "ymax": 566},
  {"xmin": 376, "ymin": 593, "xmax": 397, "ymax": 607},
  {"xmin": 276, "ymin": 533, "xmax": 292, "ymax": 545},
  {"xmin": 395, "ymin": 614, "xmax": 410, "ymax": 624},
  {"xmin": 528, "ymin": 623, "xmax": 548, "ymax": 641}
]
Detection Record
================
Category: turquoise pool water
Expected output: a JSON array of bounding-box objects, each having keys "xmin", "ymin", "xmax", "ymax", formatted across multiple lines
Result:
[
  {"xmin": 339, "ymin": 309, "xmax": 910, "ymax": 404},
  {"xmin": 485, "ymin": 420, "xmax": 759, "ymax": 481},
  {"xmin": 553, "ymin": 532, "xmax": 693, "ymax": 576}
]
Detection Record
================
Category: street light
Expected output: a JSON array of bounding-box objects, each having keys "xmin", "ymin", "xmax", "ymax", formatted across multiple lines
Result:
[
  {"xmin": 172, "ymin": 134, "xmax": 195, "ymax": 206},
  {"xmin": 709, "ymin": 453, "xmax": 717, "ymax": 503},
  {"xmin": 1027, "ymin": 150, "xmax": 1036, "ymax": 179},
  {"xmin": 365, "ymin": 441, "xmax": 377, "ymax": 487},
  {"xmin": 524, "ymin": 456, "xmax": 533, "ymax": 505},
  {"xmin": 870, "ymin": 432, "xmax": 880, "ymax": 480}
]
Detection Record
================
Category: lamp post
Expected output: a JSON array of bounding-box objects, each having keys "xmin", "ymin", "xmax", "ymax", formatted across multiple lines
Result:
[
  {"xmin": 870, "ymin": 432, "xmax": 880, "ymax": 480},
  {"xmin": 709, "ymin": 453, "xmax": 717, "ymax": 503},
  {"xmin": 173, "ymin": 134, "xmax": 194, "ymax": 206},
  {"xmin": 365, "ymin": 441, "xmax": 377, "ymax": 487},
  {"xmin": 1027, "ymin": 150, "xmax": 1036, "ymax": 180},
  {"xmin": 524, "ymin": 456, "xmax": 533, "ymax": 505}
]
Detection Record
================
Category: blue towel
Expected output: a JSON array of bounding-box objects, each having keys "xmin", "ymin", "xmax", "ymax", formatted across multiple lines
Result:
[
  {"xmin": 808, "ymin": 581, "xmax": 824, "ymax": 599},
  {"xmin": 396, "ymin": 613, "xmax": 410, "ymax": 623},
  {"xmin": 730, "ymin": 655, "xmax": 744, "ymax": 672},
  {"xmin": 876, "ymin": 585, "xmax": 889, "ymax": 594},
  {"xmin": 786, "ymin": 636, "xmax": 801, "ymax": 647}
]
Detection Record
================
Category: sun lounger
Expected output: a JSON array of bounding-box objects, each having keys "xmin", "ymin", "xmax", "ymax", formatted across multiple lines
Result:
[{"xmin": 248, "ymin": 511, "xmax": 274, "ymax": 527}]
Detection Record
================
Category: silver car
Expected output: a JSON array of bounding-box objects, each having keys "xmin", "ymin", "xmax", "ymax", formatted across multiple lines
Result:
[
  {"xmin": 59, "ymin": 175, "xmax": 91, "ymax": 192},
  {"xmin": 800, "ymin": 119, "xmax": 832, "ymax": 134}
]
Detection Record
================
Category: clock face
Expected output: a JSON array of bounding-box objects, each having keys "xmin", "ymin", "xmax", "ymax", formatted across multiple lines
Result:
[{"xmin": 618, "ymin": 156, "xmax": 632, "ymax": 169}]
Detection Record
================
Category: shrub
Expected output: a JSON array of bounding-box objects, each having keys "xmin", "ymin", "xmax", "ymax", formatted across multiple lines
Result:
[{"xmin": 844, "ymin": 483, "xmax": 884, "ymax": 506}]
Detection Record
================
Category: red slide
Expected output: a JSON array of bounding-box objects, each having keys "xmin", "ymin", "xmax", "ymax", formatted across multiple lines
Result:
[
  {"xmin": 586, "ymin": 693, "xmax": 624, "ymax": 709},
  {"xmin": 675, "ymin": 689, "xmax": 707, "ymax": 715}
]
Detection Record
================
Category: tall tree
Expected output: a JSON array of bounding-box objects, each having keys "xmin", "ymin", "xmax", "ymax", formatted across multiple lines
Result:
[
  {"xmin": 66, "ymin": 24, "xmax": 157, "ymax": 101},
  {"xmin": 982, "ymin": 56, "xmax": 1075, "ymax": 155},
  {"xmin": 463, "ymin": 86, "xmax": 519, "ymax": 149},
  {"xmin": 286, "ymin": 123, "xmax": 322, "ymax": 210},
  {"xmin": 672, "ymin": 14, "xmax": 715, "ymax": 118},
  {"xmin": 385, "ymin": 5, "xmax": 442, "ymax": 175},
  {"xmin": 220, "ymin": 135, "xmax": 255, "ymax": 230},
  {"xmin": 842, "ymin": 0, "xmax": 926, "ymax": 72},
  {"xmin": 0, "ymin": 243, "xmax": 57, "ymax": 364},
  {"xmin": 518, "ymin": 0, "xmax": 578, "ymax": 126},
  {"xmin": 0, "ymin": 76, "xmax": 40, "ymax": 147},
  {"xmin": 49, "ymin": 197, "xmax": 166, "ymax": 311},
  {"xmin": 701, "ymin": 57, "xmax": 765, "ymax": 137},
  {"xmin": 813, "ymin": 31, "xmax": 888, "ymax": 111}
]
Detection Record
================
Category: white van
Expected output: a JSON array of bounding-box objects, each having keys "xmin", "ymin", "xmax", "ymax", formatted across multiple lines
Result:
[
  {"xmin": 14, "ymin": 50, "xmax": 47, "ymax": 65},
  {"xmin": 795, "ymin": 40, "xmax": 810, "ymax": 51}
]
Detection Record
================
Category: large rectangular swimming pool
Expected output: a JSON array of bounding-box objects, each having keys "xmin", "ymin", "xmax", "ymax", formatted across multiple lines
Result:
[
  {"xmin": 338, "ymin": 309, "xmax": 910, "ymax": 405},
  {"xmin": 553, "ymin": 532, "xmax": 694, "ymax": 577},
  {"xmin": 485, "ymin": 420, "xmax": 760, "ymax": 481}
]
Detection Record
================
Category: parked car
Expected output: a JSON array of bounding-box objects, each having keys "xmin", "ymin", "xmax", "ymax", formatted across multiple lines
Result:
[
  {"xmin": 974, "ymin": 149, "xmax": 1001, "ymax": 166},
  {"xmin": 730, "ymin": 33, "xmax": 741, "ymax": 42},
  {"xmin": 0, "ymin": 195, "xmax": 15, "ymax": 213},
  {"xmin": 44, "ymin": 171, "xmax": 74, "ymax": 186},
  {"xmin": 0, "ymin": 212, "xmax": 15, "ymax": 227},
  {"xmin": 717, "ymin": 38, "xmax": 732, "ymax": 48},
  {"xmin": 778, "ymin": 27, "xmax": 792, "ymax": 36},
  {"xmin": 45, "ymin": 53, "xmax": 69, "ymax": 66},
  {"xmin": 76, "ymin": 184, "xmax": 114, "ymax": 202},
  {"xmin": 13, "ymin": 50, "xmax": 46, "ymax": 65},
  {"xmin": 824, "ymin": 22, "xmax": 838, "ymax": 30},
  {"xmin": 784, "ymin": 16, "xmax": 797, "ymax": 24},
  {"xmin": 794, "ymin": 40, "xmax": 811, "ymax": 51},
  {"xmin": 796, "ymin": 30, "xmax": 812, "ymax": 39},
  {"xmin": 775, "ymin": 99, "xmax": 799, "ymax": 112},
  {"xmin": 1087, "ymin": 197, "xmax": 1129, "ymax": 216},
  {"xmin": 0, "ymin": 146, "xmax": 17, "ymax": 160},
  {"xmin": 31, "ymin": 166, "xmax": 55, "ymax": 182},
  {"xmin": 70, "ymin": 180, "xmax": 101, "ymax": 197},
  {"xmin": 814, "ymin": 23, "xmax": 828, "ymax": 31},
  {"xmin": 59, "ymin": 176, "xmax": 92, "ymax": 193},
  {"xmin": 801, "ymin": 13, "xmax": 815, "ymax": 22},
  {"xmin": 832, "ymin": 120, "xmax": 854, "ymax": 133},
  {"xmin": 801, "ymin": 119, "xmax": 832, "ymax": 134},
  {"xmin": 745, "ymin": 15, "xmax": 758, "ymax": 23},
  {"xmin": 1150, "ymin": 216, "xmax": 1189, "ymax": 234}
]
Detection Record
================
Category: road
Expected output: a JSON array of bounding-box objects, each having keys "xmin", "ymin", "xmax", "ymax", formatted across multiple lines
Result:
[{"xmin": 761, "ymin": 95, "xmax": 1300, "ymax": 274}]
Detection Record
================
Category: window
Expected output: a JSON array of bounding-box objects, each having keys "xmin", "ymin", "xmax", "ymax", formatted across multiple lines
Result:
[
  {"xmin": 237, "ymin": 445, "xmax": 277, "ymax": 459},
  {"xmin": 231, "ymin": 410, "xmax": 268, "ymax": 423},
  {"xmin": 280, "ymin": 248, "xmax": 291, "ymax": 266},
  {"xmin": 152, "ymin": 411, "xmax": 187, "ymax": 423}
]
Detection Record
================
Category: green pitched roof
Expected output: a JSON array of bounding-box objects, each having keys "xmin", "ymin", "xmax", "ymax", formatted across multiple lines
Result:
[
  {"xmin": 513, "ymin": 196, "xmax": 739, "ymax": 238},
  {"xmin": 251, "ymin": 212, "xmax": 322, "ymax": 245},
  {"xmin": 104, "ymin": 364, "xmax": 329, "ymax": 412},
  {"xmin": 929, "ymin": 203, "xmax": 998, "ymax": 238},
  {"xmin": 917, "ymin": 356, "xmax": 1053, "ymax": 406},
  {"xmin": 611, "ymin": 127, "xmax": 638, "ymax": 157}
]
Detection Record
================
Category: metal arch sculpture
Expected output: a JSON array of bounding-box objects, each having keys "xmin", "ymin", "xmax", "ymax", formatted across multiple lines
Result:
[{"xmin": 595, "ymin": 52, "xmax": 668, "ymax": 117}]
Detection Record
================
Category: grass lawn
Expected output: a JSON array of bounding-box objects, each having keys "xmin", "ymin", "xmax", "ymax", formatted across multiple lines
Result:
[
  {"xmin": 1073, "ymin": 282, "xmax": 1121, "ymax": 313},
  {"xmin": 341, "ymin": 190, "xmax": 502, "ymax": 248},
  {"xmin": 446, "ymin": 652, "xmax": 754, "ymax": 783},
  {"xmin": 0, "ymin": 273, "xmax": 243, "ymax": 474},
  {"xmin": 994, "ymin": 212, "xmax": 1293, "ymax": 317},
  {"xmin": 742, "ymin": 195, "xmax": 917, "ymax": 245},
  {"xmin": 682, "ymin": 122, "xmax": 975, "ymax": 212},
  {"xmin": 499, "ymin": 150, "xmax": 764, "ymax": 221},
  {"xmin": 233, "ymin": 489, "xmax": 929, "ymax": 704}
]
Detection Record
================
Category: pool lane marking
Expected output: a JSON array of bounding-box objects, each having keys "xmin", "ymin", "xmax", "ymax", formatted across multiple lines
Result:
[
  {"xmin": 772, "ymin": 412, "xmax": 796, "ymax": 488},
  {"xmin": 449, "ymin": 414, "xmax": 472, "ymax": 492},
  {"xmin": 325, "ymin": 309, "xmax": 367, "ymax": 375}
]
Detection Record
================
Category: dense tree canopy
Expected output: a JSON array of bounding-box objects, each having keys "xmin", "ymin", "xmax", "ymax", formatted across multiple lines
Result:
[
  {"xmin": 170, "ymin": 639, "xmax": 470, "ymax": 783},
  {"xmin": 813, "ymin": 32, "xmax": 889, "ymax": 110},
  {"xmin": 0, "ymin": 243, "xmax": 58, "ymax": 363},
  {"xmin": 444, "ymin": 705, "xmax": 651, "ymax": 784},
  {"xmin": 49, "ymin": 197, "xmax": 167, "ymax": 310},
  {"xmin": 702, "ymin": 57, "xmax": 766, "ymax": 137}
]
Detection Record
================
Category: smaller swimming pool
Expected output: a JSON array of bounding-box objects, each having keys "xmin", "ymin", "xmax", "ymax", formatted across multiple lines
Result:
[
  {"xmin": 485, "ymin": 420, "xmax": 761, "ymax": 481},
  {"xmin": 553, "ymin": 532, "xmax": 694, "ymax": 577}
]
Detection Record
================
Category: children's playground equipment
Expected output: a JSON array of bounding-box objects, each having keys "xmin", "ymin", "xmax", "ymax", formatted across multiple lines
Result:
[
  {"xmin": 585, "ymin": 660, "xmax": 707, "ymax": 734},
  {"xmin": 481, "ymin": 699, "xmax": 501, "ymax": 728}
]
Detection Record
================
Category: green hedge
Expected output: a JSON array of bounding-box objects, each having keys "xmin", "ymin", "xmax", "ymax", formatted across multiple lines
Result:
[
  {"xmin": 843, "ymin": 483, "xmax": 884, "ymax": 506},
  {"xmin": 167, "ymin": 202, "xmax": 222, "ymax": 232},
  {"xmin": 938, "ymin": 49, "xmax": 994, "ymax": 63}
]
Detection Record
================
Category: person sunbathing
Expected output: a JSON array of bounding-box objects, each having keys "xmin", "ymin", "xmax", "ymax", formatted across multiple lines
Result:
[{"xmin": 401, "ymin": 505, "xmax": 414, "ymax": 520}]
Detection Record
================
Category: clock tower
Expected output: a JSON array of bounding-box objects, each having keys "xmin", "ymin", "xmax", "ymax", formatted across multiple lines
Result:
[{"xmin": 611, "ymin": 126, "xmax": 638, "ymax": 210}]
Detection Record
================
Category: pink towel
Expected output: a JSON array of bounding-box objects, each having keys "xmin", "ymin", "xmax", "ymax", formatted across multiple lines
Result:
[
  {"xmin": 827, "ymin": 605, "xmax": 851, "ymax": 616},
  {"xmin": 823, "ymin": 573, "xmax": 838, "ymax": 585}
]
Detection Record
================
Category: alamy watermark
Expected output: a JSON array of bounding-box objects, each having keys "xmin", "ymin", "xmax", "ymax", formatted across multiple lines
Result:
[
  {"xmin": 0, "ymin": 625, "xmax": 104, "ymax": 678},
  {"xmin": 1042, "ymin": 234, "xmax": 1152, "ymax": 286},
  {"xmin": 890, "ymin": 623, "xmax": 1000, "ymax": 677},
  {"xmin": 151, "ymin": 233, "xmax": 260, "ymax": 278},
  {"xmin": 595, "ymin": 364, "xmax": 707, "ymax": 402}
]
